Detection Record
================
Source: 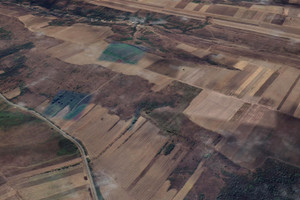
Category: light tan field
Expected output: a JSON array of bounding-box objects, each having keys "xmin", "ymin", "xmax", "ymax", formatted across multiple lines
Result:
[
  {"xmin": 184, "ymin": 90, "xmax": 244, "ymax": 132},
  {"xmin": 15, "ymin": 164, "xmax": 91, "ymax": 200}
]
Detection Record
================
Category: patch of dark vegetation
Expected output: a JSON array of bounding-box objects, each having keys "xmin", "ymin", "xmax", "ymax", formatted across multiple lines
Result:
[
  {"xmin": 0, "ymin": 110, "xmax": 35, "ymax": 130},
  {"xmin": 0, "ymin": 27, "xmax": 12, "ymax": 40},
  {"xmin": 164, "ymin": 142, "xmax": 175, "ymax": 155},
  {"xmin": 0, "ymin": 55, "xmax": 27, "ymax": 78},
  {"xmin": 203, "ymin": 54, "xmax": 239, "ymax": 71},
  {"xmin": 218, "ymin": 158, "xmax": 300, "ymax": 200},
  {"xmin": 44, "ymin": 90, "xmax": 91, "ymax": 117},
  {"xmin": 136, "ymin": 81, "xmax": 203, "ymax": 139},
  {"xmin": 48, "ymin": 18, "xmax": 75, "ymax": 26},
  {"xmin": 0, "ymin": 42, "xmax": 34, "ymax": 59},
  {"xmin": 141, "ymin": 81, "xmax": 202, "ymax": 112},
  {"xmin": 41, "ymin": 162, "xmax": 80, "ymax": 174},
  {"xmin": 0, "ymin": 176, "xmax": 6, "ymax": 186},
  {"xmin": 57, "ymin": 138, "xmax": 78, "ymax": 156}
]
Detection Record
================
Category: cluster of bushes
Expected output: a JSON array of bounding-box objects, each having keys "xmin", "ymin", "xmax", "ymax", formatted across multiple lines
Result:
[
  {"xmin": 0, "ymin": 110, "xmax": 34, "ymax": 130},
  {"xmin": 0, "ymin": 27, "xmax": 12, "ymax": 40},
  {"xmin": 218, "ymin": 159, "xmax": 300, "ymax": 200},
  {"xmin": 57, "ymin": 138, "xmax": 78, "ymax": 156}
]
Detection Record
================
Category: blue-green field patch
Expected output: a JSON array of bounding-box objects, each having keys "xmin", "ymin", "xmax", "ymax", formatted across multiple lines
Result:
[
  {"xmin": 44, "ymin": 91, "xmax": 91, "ymax": 119},
  {"xmin": 99, "ymin": 43, "xmax": 144, "ymax": 64}
]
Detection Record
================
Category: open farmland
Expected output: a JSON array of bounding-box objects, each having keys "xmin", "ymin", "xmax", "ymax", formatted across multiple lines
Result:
[
  {"xmin": 0, "ymin": 0, "xmax": 300, "ymax": 199},
  {"xmin": 0, "ymin": 99, "xmax": 92, "ymax": 200}
]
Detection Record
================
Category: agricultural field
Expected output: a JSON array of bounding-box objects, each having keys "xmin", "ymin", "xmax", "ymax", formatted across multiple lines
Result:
[
  {"xmin": 0, "ymin": 99, "xmax": 91, "ymax": 200},
  {"xmin": 0, "ymin": 0, "xmax": 300, "ymax": 200}
]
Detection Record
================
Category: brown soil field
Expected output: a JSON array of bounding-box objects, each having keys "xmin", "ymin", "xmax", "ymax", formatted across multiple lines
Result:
[
  {"xmin": 1, "ymin": 1, "xmax": 300, "ymax": 200},
  {"xmin": 0, "ymin": 101, "xmax": 77, "ymax": 177},
  {"xmin": 206, "ymin": 5, "xmax": 239, "ymax": 17}
]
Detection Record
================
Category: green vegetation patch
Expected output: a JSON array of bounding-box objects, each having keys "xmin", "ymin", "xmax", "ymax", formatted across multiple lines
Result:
[
  {"xmin": 0, "ymin": 110, "xmax": 34, "ymax": 130},
  {"xmin": 0, "ymin": 27, "xmax": 12, "ymax": 40},
  {"xmin": 57, "ymin": 138, "xmax": 78, "ymax": 156},
  {"xmin": 164, "ymin": 143, "xmax": 175, "ymax": 155},
  {"xmin": 99, "ymin": 43, "xmax": 144, "ymax": 64},
  {"xmin": 218, "ymin": 158, "xmax": 300, "ymax": 200}
]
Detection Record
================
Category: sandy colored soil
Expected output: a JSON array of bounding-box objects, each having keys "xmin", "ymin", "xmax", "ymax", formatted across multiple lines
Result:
[{"xmin": 184, "ymin": 90, "xmax": 244, "ymax": 132}]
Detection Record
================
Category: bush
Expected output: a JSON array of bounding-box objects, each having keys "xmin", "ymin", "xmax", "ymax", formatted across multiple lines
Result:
[
  {"xmin": 57, "ymin": 138, "xmax": 78, "ymax": 156},
  {"xmin": 164, "ymin": 143, "xmax": 175, "ymax": 155},
  {"xmin": 0, "ymin": 27, "xmax": 12, "ymax": 40}
]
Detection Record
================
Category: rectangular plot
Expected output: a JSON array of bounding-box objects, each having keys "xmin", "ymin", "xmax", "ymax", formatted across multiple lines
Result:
[
  {"xmin": 254, "ymin": 71, "xmax": 279, "ymax": 97},
  {"xmin": 259, "ymin": 68, "xmax": 299, "ymax": 108},
  {"xmin": 206, "ymin": 5, "xmax": 239, "ymax": 17},
  {"xmin": 68, "ymin": 105, "xmax": 120, "ymax": 158},
  {"xmin": 18, "ymin": 173, "xmax": 87, "ymax": 200},
  {"xmin": 175, "ymin": 0, "xmax": 191, "ymax": 9},
  {"xmin": 99, "ymin": 43, "xmax": 144, "ymax": 64},
  {"xmin": 129, "ymin": 145, "xmax": 186, "ymax": 200},
  {"xmin": 184, "ymin": 2, "xmax": 198, "ymax": 11},
  {"xmin": 193, "ymin": 4, "xmax": 203, "ymax": 11},
  {"xmin": 96, "ymin": 121, "xmax": 167, "ymax": 190},
  {"xmin": 222, "ymin": 65, "xmax": 254, "ymax": 95},
  {"xmin": 241, "ymin": 10, "xmax": 257, "ymax": 20},
  {"xmin": 263, "ymin": 13, "xmax": 276, "ymax": 23},
  {"xmin": 184, "ymin": 90, "xmax": 244, "ymax": 131},
  {"xmin": 18, "ymin": 168, "xmax": 82, "ymax": 189},
  {"xmin": 44, "ymin": 91, "xmax": 91, "ymax": 119},
  {"xmin": 277, "ymin": 75, "xmax": 300, "ymax": 112},
  {"xmin": 271, "ymin": 14, "xmax": 286, "ymax": 25}
]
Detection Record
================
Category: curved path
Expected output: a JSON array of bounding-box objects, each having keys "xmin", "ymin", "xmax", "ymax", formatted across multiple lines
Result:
[{"xmin": 0, "ymin": 93, "xmax": 99, "ymax": 200}]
